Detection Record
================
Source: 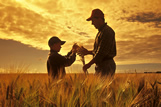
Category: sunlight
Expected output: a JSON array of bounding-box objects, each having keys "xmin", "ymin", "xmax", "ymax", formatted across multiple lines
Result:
[
  {"xmin": 1, "ymin": 0, "xmax": 161, "ymax": 73},
  {"xmin": 58, "ymin": 0, "xmax": 77, "ymax": 10},
  {"xmin": 15, "ymin": 0, "xmax": 45, "ymax": 15}
]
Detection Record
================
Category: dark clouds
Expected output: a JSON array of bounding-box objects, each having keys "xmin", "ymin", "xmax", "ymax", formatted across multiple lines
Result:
[
  {"xmin": 0, "ymin": 3, "xmax": 58, "ymax": 42},
  {"xmin": 116, "ymin": 35, "xmax": 161, "ymax": 62},
  {"xmin": 123, "ymin": 12, "xmax": 161, "ymax": 28}
]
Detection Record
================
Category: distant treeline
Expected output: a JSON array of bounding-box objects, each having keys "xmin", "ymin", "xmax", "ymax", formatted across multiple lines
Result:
[{"xmin": 144, "ymin": 71, "xmax": 161, "ymax": 73}]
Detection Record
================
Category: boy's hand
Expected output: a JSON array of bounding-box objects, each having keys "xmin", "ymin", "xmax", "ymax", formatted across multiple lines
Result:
[{"xmin": 72, "ymin": 43, "xmax": 79, "ymax": 53}]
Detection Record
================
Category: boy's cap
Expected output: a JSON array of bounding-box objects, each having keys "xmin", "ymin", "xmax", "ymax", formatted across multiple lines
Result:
[
  {"xmin": 48, "ymin": 36, "xmax": 66, "ymax": 47},
  {"xmin": 86, "ymin": 9, "xmax": 104, "ymax": 21}
]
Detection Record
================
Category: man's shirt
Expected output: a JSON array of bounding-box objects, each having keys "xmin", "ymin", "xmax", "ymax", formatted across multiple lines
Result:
[{"xmin": 93, "ymin": 23, "xmax": 116, "ymax": 65}]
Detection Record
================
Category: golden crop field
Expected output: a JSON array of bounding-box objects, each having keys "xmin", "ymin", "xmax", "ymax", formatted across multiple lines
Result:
[{"xmin": 0, "ymin": 73, "xmax": 161, "ymax": 107}]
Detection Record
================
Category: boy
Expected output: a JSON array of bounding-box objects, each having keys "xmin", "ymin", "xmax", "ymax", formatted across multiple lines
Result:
[{"xmin": 47, "ymin": 36, "xmax": 78, "ymax": 79}]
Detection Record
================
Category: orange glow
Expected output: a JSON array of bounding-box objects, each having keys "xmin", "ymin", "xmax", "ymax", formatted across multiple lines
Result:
[{"xmin": 0, "ymin": 0, "xmax": 161, "ymax": 68}]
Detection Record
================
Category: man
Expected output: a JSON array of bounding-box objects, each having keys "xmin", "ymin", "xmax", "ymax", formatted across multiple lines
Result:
[
  {"xmin": 47, "ymin": 36, "xmax": 78, "ymax": 79},
  {"xmin": 81, "ymin": 9, "xmax": 117, "ymax": 77}
]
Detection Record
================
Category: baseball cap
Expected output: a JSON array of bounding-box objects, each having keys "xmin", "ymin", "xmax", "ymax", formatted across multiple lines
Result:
[
  {"xmin": 48, "ymin": 36, "xmax": 66, "ymax": 47},
  {"xmin": 86, "ymin": 9, "xmax": 104, "ymax": 21}
]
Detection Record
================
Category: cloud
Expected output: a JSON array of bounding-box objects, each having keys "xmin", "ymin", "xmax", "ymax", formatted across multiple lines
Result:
[
  {"xmin": 123, "ymin": 12, "xmax": 161, "ymax": 28},
  {"xmin": 27, "ymin": 0, "xmax": 61, "ymax": 13},
  {"xmin": 0, "ymin": 2, "xmax": 61, "ymax": 49},
  {"xmin": 1, "ymin": 0, "xmax": 161, "ymax": 66},
  {"xmin": 0, "ymin": 0, "xmax": 96, "ymax": 51},
  {"xmin": 116, "ymin": 35, "xmax": 161, "ymax": 64}
]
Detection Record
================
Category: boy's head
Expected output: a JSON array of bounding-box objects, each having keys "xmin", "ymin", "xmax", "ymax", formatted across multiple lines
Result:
[{"xmin": 48, "ymin": 36, "xmax": 66, "ymax": 52}]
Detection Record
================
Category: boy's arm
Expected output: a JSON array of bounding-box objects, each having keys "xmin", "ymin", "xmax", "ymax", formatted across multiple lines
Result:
[
  {"xmin": 50, "ymin": 52, "xmax": 76, "ymax": 67},
  {"xmin": 63, "ymin": 43, "xmax": 78, "ymax": 66}
]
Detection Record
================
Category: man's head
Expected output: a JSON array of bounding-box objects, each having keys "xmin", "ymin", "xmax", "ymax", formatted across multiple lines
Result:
[
  {"xmin": 48, "ymin": 36, "xmax": 66, "ymax": 52},
  {"xmin": 86, "ymin": 9, "xmax": 105, "ymax": 29}
]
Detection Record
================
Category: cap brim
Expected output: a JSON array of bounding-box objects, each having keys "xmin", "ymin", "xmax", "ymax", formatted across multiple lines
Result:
[
  {"xmin": 86, "ymin": 17, "xmax": 92, "ymax": 21},
  {"xmin": 61, "ymin": 41, "xmax": 66, "ymax": 45}
]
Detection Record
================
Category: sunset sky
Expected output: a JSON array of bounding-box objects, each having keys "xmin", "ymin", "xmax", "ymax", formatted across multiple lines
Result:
[{"xmin": 0, "ymin": 0, "xmax": 161, "ymax": 73}]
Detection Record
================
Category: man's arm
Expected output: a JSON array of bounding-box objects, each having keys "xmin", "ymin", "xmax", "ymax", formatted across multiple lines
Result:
[
  {"xmin": 77, "ymin": 46, "xmax": 93, "ymax": 56},
  {"xmin": 85, "ymin": 50, "xmax": 93, "ymax": 55}
]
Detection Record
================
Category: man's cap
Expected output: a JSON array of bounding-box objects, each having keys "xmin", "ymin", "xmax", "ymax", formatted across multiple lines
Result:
[
  {"xmin": 48, "ymin": 36, "xmax": 66, "ymax": 47},
  {"xmin": 86, "ymin": 9, "xmax": 104, "ymax": 21}
]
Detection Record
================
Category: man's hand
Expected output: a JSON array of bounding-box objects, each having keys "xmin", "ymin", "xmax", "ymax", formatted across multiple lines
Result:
[
  {"xmin": 83, "ymin": 63, "xmax": 91, "ymax": 73},
  {"xmin": 77, "ymin": 46, "xmax": 89, "ymax": 56},
  {"xmin": 83, "ymin": 59, "xmax": 95, "ymax": 73}
]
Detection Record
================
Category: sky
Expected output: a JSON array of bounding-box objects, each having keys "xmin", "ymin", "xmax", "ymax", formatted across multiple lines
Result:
[{"xmin": 0, "ymin": 0, "xmax": 161, "ymax": 73}]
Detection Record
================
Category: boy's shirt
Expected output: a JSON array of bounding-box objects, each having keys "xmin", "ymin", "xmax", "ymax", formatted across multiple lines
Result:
[{"xmin": 47, "ymin": 50, "xmax": 76, "ymax": 78}]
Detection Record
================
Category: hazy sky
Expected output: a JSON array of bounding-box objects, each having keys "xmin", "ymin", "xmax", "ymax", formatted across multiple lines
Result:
[{"xmin": 0, "ymin": 0, "xmax": 161, "ymax": 73}]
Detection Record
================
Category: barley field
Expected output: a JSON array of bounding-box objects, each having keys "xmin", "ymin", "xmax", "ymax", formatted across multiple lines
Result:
[{"xmin": 0, "ymin": 73, "xmax": 161, "ymax": 107}]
